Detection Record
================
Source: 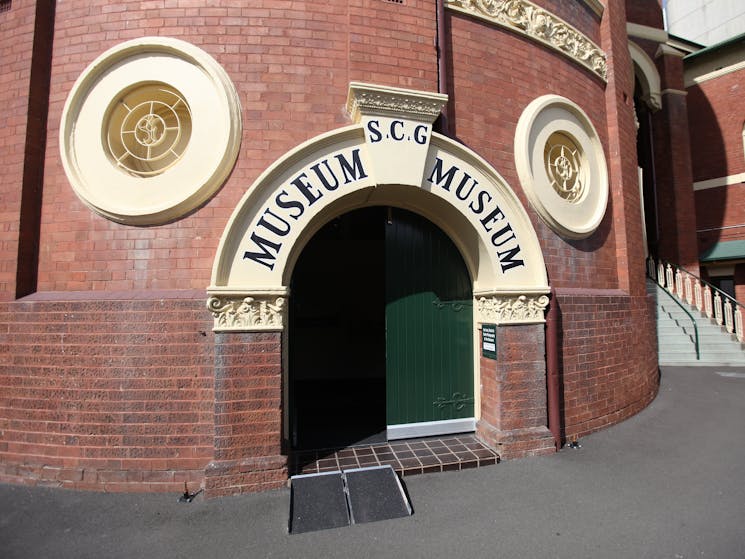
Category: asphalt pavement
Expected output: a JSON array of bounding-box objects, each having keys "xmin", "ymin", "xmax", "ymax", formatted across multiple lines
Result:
[{"xmin": 2, "ymin": 365, "xmax": 745, "ymax": 559}]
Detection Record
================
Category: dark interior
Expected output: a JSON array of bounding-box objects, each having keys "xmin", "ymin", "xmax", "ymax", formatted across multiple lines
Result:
[{"xmin": 289, "ymin": 207, "xmax": 387, "ymax": 450}]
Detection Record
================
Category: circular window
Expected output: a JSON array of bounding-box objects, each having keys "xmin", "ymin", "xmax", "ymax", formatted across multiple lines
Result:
[
  {"xmin": 105, "ymin": 83, "xmax": 192, "ymax": 177},
  {"xmin": 60, "ymin": 37, "xmax": 242, "ymax": 225},
  {"xmin": 544, "ymin": 131, "xmax": 586, "ymax": 203},
  {"xmin": 515, "ymin": 95, "xmax": 608, "ymax": 239}
]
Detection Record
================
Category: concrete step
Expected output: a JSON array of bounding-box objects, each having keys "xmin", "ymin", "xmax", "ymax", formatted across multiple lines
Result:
[{"xmin": 648, "ymin": 279, "xmax": 745, "ymax": 367}]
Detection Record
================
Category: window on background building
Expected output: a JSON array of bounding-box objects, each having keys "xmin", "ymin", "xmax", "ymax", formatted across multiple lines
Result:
[{"xmin": 711, "ymin": 276, "xmax": 736, "ymax": 300}]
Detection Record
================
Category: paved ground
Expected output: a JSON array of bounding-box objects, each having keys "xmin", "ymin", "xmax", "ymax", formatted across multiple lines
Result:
[{"xmin": 2, "ymin": 365, "xmax": 745, "ymax": 559}]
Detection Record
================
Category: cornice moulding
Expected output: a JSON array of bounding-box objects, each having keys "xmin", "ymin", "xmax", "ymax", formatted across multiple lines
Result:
[
  {"xmin": 627, "ymin": 22, "xmax": 668, "ymax": 43},
  {"xmin": 446, "ymin": 0, "xmax": 607, "ymax": 82},
  {"xmin": 346, "ymin": 82, "xmax": 448, "ymax": 123},
  {"xmin": 686, "ymin": 60, "xmax": 745, "ymax": 87},
  {"xmin": 656, "ymin": 43, "xmax": 686, "ymax": 59},
  {"xmin": 581, "ymin": 0, "xmax": 604, "ymax": 17}
]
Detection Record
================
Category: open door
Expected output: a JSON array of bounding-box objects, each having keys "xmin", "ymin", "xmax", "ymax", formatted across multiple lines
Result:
[{"xmin": 385, "ymin": 208, "xmax": 474, "ymax": 439}]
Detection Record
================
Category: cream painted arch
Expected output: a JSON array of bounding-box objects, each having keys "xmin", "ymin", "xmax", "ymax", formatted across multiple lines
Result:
[
  {"xmin": 629, "ymin": 41, "xmax": 662, "ymax": 111},
  {"xmin": 207, "ymin": 123, "xmax": 550, "ymax": 331}
]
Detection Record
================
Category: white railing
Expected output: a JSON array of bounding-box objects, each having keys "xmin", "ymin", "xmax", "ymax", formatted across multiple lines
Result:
[{"xmin": 647, "ymin": 256, "xmax": 744, "ymax": 344}]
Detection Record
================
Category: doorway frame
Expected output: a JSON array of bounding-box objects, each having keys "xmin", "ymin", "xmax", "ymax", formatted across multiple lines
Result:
[{"xmin": 206, "ymin": 83, "xmax": 553, "ymax": 471}]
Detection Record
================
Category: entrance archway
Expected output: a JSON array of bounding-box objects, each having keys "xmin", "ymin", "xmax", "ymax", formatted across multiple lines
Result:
[
  {"xmin": 206, "ymin": 83, "xmax": 554, "ymax": 479},
  {"xmin": 289, "ymin": 206, "xmax": 474, "ymax": 449}
]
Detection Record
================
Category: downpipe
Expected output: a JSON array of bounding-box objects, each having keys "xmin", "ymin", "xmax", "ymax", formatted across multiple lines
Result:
[{"xmin": 546, "ymin": 287, "xmax": 562, "ymax": 450}]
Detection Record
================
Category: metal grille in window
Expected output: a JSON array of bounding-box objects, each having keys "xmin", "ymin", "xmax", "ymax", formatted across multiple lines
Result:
[
  {"xmin": 0, "ymin": 1, "xmax": 11, "ymax": 14},
  {"xmin": 381, "ymin": 0, "xmax": 404, "ymax": 4}
]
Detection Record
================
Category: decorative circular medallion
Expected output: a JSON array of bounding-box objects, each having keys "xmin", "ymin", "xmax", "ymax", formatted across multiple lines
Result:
[
  {"xmin": 60, "ymin": 37, "xmax": 242, "ymax": 225},
  {"xmin": 544, "ymin": 132, "xmax": 585, "ymax": 203},
  {"xmin": 105, "ymin": 84, "xmax": 192, "ymax": 177},
  {"xmin": 515, "ymin": 95, "xmax": 608, "ymax": 239}
]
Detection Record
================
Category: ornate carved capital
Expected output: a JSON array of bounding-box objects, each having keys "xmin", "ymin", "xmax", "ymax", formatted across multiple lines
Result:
[
  {"xmin": 346, "ymin": 82, "xmax": 448, "ymax": 123},
  {"xmin": 207, "ymin": 291, "xmax": 287, "ymax": 332},
  {"xmin": 476, "ymin": 292, "xmax": 549, "ymax": 324},
  {"xmin": 446, "ymin": 0, "xmax": 607, "ymax": 81}
]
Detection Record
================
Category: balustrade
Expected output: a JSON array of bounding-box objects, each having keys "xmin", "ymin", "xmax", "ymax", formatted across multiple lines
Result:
[{"xmin": 646, "ymin": 256, "xmax": 744, "ymax": 347}]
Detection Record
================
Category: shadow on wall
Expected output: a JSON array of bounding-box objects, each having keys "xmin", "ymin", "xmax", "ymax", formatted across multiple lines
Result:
[{"xmin": 686, "ymin": 84, "xmax": 729, "ymax": 259}]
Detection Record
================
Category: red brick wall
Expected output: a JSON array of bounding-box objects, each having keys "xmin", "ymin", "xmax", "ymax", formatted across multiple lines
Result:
[
  {"xmin": 687, "ymin": 70, "xmax": 745, "ymax": 183},
  {"xmin": 557, "ymin": 289, "xmax": 659, "ymax": 439},
  {"xmin": 736, "ymin": 264, "xmax": 745, "ymax": 303},
  {"xmin": 696, "ymin": 186, "xmax": 745, "ymax": 246},
  {"xmin": 205, "ymin": 332, "xmax": 285, "ymax": 497},
  {"xmin": 0, "ymin": 1, "xmax": 38, "ymax": 299},
  {"xmin": 0, "ymin": 293, "xmax": 214, "ymax": 492},
  {"xmin": 39, "ymin": 0, "xmax": 437, "ymax": 293},
  {"xmin": 447, "ymin": 11, "xmax": 618, "ymax": 290},
  {"xmin": 478, "ymin": 324, "xmax": 555, "ymax": 459},
  {"xmin": 0, "ymin": 1, "xmax": 662, "ymax": 493},
  {"xmin": 625, "ymin": 0, "xmax": 664, "ymax": 28},
  {"xmin": 687, "ymin": 53, "xmax": 745, "ymax": 299},
  {"xmin": 539, "ymin": 0, "xmax": 602, "ymax": 44}
]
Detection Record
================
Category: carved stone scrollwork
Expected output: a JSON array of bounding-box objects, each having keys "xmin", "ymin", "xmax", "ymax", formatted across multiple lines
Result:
[
  {"xmin": 446, "ymin": 0, "xmax": 607, "ymax": 81},
  {"xmin": 476, "ymin": 293, "xmax": 549, "ymax": 324},
  {"xmin": 346, "ymin": 82, "xmax": 448, "ymax": 122},
  {"xmin": 207, "ymin": 294, "xmax": 286, "ymax": 331}
]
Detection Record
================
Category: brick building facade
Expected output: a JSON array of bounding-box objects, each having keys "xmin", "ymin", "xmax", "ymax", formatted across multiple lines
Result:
[{"xmin": 0, "ymin": 0, "xmax": 705, "ymax": 496}]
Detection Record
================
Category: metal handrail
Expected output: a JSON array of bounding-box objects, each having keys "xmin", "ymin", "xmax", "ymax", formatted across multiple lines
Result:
[
  {"xmin": 658, "ymin": 258, "xmax": 744, "ymax": 343},
  {"xmin": 675, "ymin": 262, "xmax": 745, "ymax": 313},
  {"xmin": 646, "ymin": 263, "xmax": 700, "ymax": 360}
]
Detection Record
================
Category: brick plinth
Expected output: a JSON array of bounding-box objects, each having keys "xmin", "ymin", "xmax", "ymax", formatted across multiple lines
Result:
[
  {"xmin": 557, "ymin": 290, "xmax": 659, "ymax": 439},
  {"xmin": 478, "ymin": 324, "xmax": 555, "ymax": 459},
  {"xmin": 205, "ymin": 332, "xmax": 286, "ymax": 497},
  {"xmin": 0, "ymin": 291, "xmax": 215, "ymax": 492},
  {"xmin": 204, "ymin": 456, "xmax": 287, "ymax": 498}
]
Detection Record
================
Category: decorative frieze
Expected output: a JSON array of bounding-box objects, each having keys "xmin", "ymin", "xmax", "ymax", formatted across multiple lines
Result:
[
  {"xmin": 346, "ymin": 82, "xmax": 448, "ymax": 123},
  {"xmin": 476, "ymin": 292, "xmax": 549, "ymax": 324},
  {"xmin": 207, "ymin": 292, "xmax": 286, "ymax": 331},
  {"xmin": 446, "ymin": 0, "xmax": 607, "ymax": 81}
]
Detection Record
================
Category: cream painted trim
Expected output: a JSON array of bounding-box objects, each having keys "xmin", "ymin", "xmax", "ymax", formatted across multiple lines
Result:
[
  {"xmin": 661, "ymin": 88, "xmax": 687, "ymax": 97},
  {"xmin": 581, "ymin": 0, "xmax": 604, "ymax": 17},
  {"xmin": 346, "ymin": 82, "xmax": 447, "ymax": 122},
  {"xmin": 59, "ymin": 37, "xmax": 242, "ymax": 225},
  {"xmin": 656, "ymin": 43, "xmax": 686, "ymax": 59},
  {"xmin": 629, "ymin": 41, "xmax": 662, "ymax": 111},
  {"xmin": 207, "ymin": 288, "xmax": 288, "ymax": 332},
  {"xmin": 514, "ymin": 95, "xmax": 609, "ymax": 240},
  {"xmin": 387, "ymin": 418, "xmax": 476, "ymax": 440},
  {"xmin": 445, "ymin": 0, "xmax": 607, "ymax": 81},
  {"xmin": 693, "ymin": 173, "xmax": 745, "ymax": 191},
  {"xmin": 686, "ymin": 60, "xmax": 745, "ymax": 87},
  {"xmin": 474, "ymin": 291, "xmax": 549, "ymax": 325},
  {"xmin": 209, "ymin": 130, "xmax": 550, "ymax": 297},
  {"xmin": 626, "ymin": 22, "xmax": 668, "ymax": 43},
  {"xmin": 667, "ymin": 37, "xmax": 699, "ymax": 56}
]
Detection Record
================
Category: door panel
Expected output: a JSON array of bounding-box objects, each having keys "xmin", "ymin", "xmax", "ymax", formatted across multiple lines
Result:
[{"xmin": 385, "ymin": 208, "xmax": 474, "ymax": 427}]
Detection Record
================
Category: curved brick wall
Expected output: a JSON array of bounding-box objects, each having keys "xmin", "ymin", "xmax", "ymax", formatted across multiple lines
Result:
[{"xmin": 0, "ymin": 0, "xmax": 659, "ymax": 493}]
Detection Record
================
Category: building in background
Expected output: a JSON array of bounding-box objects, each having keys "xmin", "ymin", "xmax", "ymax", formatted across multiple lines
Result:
[{"xmin": 665, "ymin": 0, "xmax": 745, "ymax": 45}]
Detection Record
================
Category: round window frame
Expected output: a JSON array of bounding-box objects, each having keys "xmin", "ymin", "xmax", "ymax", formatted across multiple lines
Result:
[
  {"xmin": 60, "ymin": 37, "xmax": 242, "ymax": 225},
  {"xmin": 514, "ymin": 95, "xmax": 609, "ymax": 239}
]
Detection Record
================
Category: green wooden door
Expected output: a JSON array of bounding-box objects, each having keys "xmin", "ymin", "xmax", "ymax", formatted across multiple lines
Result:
[{"xmin": 385, "ymin": 208, "xmax": 474, "ymax": 429}]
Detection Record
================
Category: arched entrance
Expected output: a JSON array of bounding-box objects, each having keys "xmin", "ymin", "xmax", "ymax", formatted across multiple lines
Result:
[
  {"xmin": 204, "ymin": 83, "xmax": 555, "ymax": 494},
  {"xmin": 289, "ymin": 206, "xmax": 474, "ymax": 449}
]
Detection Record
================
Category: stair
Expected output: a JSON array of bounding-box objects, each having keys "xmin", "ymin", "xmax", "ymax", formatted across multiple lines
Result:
[{"xmin": 648, "ymin": 279, "xmax": 745, "ymax": 366}]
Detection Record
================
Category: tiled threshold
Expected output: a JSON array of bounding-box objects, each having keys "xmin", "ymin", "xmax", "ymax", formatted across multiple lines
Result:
[{"xmin": 289, "ymin": 434, "xmax": 500, "ymax": 477}]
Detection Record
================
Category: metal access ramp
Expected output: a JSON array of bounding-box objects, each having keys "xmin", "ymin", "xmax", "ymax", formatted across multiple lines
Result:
[{"xmin": 289, "ymin": 465, "xmax": 412, "ymax": 534}]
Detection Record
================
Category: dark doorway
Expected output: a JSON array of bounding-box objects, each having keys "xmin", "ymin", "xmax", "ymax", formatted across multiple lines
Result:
[
  {"xmin": 290, "ymin": 207, "xmax": 387, "ymax": 449},
  {"xmin": 289, "ymin": 206, "xmax": 474, "ymax": 450}
]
